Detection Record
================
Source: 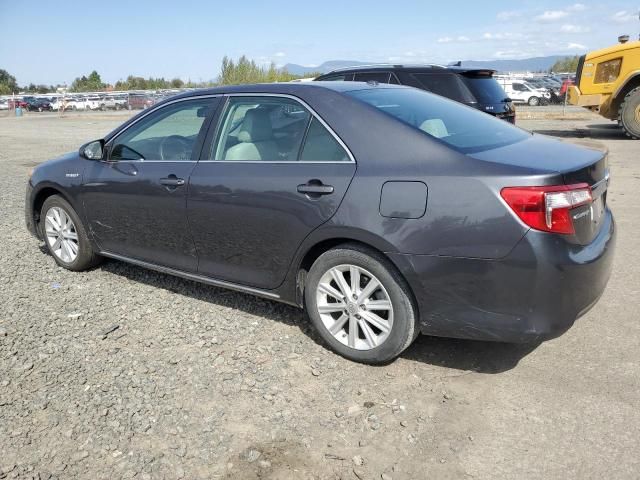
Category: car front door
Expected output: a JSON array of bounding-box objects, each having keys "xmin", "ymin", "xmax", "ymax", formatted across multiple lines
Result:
[
  {"xmin": 81, "ymin": 96, "xmax": 220, "ymax": 271},
  {"xmin": 188, "ymin": 94, "xmax": 356, "ymax": 290}
]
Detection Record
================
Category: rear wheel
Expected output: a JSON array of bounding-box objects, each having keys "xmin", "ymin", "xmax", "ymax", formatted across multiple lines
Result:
[
  {"xmin": 40, "ymin": 195, "xmax": 102, "ymax": 271},
  {"xmin": 618, "ymin": 87, "xmax": 640, "ymax": 140},
  {"xmin": 305, "ymin": 244, "xmax": 418, "ymax": 364},
  {"xmin": 528, "ymin": 96, "xmax": 540, "ymax": 106}
]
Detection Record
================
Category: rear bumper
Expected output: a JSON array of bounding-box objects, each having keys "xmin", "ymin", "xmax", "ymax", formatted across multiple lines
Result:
[{"xmin": 389, "ymin": 209, "xmax": 616, "ymax": 343}]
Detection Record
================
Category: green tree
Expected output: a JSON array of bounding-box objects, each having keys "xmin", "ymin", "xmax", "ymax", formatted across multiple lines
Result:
[
  {"xmin": 70, "ymin": 70, "xmax": 106, "ymax": 92},
  {"xmin": 0, "ymin": 68, "xmax": 19, "ymax": 95},
  {"xmin": 551, "ymin": 56, "xmax": 580, "ymax": 73},
  {"xmin": 216, "ymin": 55, "xmax": 311, "ymax": 85}
]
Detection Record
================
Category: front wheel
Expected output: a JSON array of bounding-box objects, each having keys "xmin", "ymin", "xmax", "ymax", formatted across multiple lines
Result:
[
  {"xmin": 305, "ymin": 244, "xmax": 418, "ymax": 364},
  {"xmin": 40, "ymin": 195, "xmax": 102, "ymax": 271},
  {"xmin": 618, "ymin": 87, "xmax": 640, "ymax": 140},
  {"xmin": 528, "ymin": 96, "xmax": 540, "ymax": 106}
]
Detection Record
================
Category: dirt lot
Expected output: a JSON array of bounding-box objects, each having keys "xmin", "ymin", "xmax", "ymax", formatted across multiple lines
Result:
[{"xmin": 1, "ymin": 108, "xmax": 639, "ymax": 480}]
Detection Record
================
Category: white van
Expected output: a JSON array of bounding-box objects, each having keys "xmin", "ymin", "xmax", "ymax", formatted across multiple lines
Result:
[{"xmin": 500, "ymin": 81, "xmax": 550, "ymax": 106}]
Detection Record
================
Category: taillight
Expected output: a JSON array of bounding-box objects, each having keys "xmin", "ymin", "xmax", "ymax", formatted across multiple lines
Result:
[{"xmin": 501, "ymin": 183, "xmax": 592, "ymax": 234}]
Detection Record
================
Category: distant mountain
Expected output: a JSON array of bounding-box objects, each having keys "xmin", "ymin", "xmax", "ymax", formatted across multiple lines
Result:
[
  {"xmin": 283, "ymin": 55, "xmax": 567, "ymax": 76},
  {"xmin": 458, "ymin": 55, "xmax": 566, "ymax": 73}
]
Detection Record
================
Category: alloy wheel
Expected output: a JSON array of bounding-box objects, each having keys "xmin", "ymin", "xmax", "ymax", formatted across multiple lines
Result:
[
  {"xmin": 45, "ymin": 207, "xmax": 79, "ymax": 263},
  {"xmin": 316, "ymin": 264, "xmax": 394, "ymax": 350}
]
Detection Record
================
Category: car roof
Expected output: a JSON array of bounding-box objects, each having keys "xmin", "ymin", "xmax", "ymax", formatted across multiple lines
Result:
[
  {"xmin": 168, "ymin": 81, "xmax": 406, "ymax": 101},
  {"xmin": 318, "ymin": 64, "xmax": 496, "ymax": 76}
]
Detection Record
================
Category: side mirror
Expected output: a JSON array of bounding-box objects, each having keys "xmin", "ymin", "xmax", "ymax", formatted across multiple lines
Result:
[{"xmin": 80, "ymin": 139, "xmax": 105, "ymax": 160}]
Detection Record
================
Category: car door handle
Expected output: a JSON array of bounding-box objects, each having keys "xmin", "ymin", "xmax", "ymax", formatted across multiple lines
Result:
[
  {"xmin": 297, "ymin": 183, "xmax": 334, "ymax": 195},
  {"xmin": 160, "ymin": 176, "xmax": 185, "ymax": 187}
]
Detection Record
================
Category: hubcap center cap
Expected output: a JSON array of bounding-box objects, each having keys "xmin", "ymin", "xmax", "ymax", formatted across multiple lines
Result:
[{"xmin": 346, "ymin": 302, "xmax": 359, "ymax": 315}]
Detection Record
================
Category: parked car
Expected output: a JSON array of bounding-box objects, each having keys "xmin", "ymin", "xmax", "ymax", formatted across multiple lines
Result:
[
  {"xmin": 25, "ymin": 82, "xmax": 615, "ymax": 363},
  {"xmin": 25, "ymin": 98, "xmax": 53, "ymax": 112},
  {"xmin": 8, "ymin": 99, "xmax": 28, "ymax": 109},
  {"xmin": 500, "ymin": 81, "xmax": 551, "ymax": 106},
  {"xmin": 127, "ymin": 93, "xmax": 155, "ymax": 109},
  {"xmin": 315, "ymin": 64, "xmax": 515, "ymax": 122},
  {"xmin": 83, "ymin": 96, "xmax": 104, "ymax": 110},
  {"xmin": 0, "ymin": 99, "xmax": 8, "ymax": 110},
  {"xmin": 50, "ymin": 98, "xmax": 68, "ymax": 111}
]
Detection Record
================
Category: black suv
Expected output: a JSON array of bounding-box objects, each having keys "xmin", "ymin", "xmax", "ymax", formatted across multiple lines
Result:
[{"xmin": 315, "ymin": 64, "xmax": 515, "ymax": 123}]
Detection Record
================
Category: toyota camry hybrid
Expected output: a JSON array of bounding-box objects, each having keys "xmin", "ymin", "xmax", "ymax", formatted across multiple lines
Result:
[{"xmin": 25, "ymin": 82, "xmax": 616, "ymax": 363}]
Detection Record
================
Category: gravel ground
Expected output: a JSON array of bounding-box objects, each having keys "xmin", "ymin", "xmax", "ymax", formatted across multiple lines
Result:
[{"xmin": 1, "ymin": 109, "xmax": 639, "ymax": 480}]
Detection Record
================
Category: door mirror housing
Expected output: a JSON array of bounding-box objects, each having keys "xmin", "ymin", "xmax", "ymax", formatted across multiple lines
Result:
[{"xmin": 80, "ymin": 139, "xmax": 104, "ymax": 160}]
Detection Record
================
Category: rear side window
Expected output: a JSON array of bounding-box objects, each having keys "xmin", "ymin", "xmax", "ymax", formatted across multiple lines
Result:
[
  {"xmin": 412, "ymin": 73, "xmax": 473, "ymax": 102},
  {"xmin": 300, "ymin": 118, "xmax": 350, "ymax": 162},
  {"xmin": 347, "ymin": 87, "xmax": 529, "ymax": 154},
  {"xmin": 354, "ymin": 72, "xmax": 392, "ymax": 83}
]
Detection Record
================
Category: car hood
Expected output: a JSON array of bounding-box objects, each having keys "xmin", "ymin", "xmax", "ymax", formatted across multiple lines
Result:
[{"xmin": 468, "ymin": 133, "xmax": 604, "ymax": 175}]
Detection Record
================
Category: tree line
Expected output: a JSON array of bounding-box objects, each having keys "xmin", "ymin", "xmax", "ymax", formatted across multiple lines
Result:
[
  {"xmin": 550, "ymin": 56, "xmax": 580, "ymax": 73},
  {"xmin": 1, "ymin": 56, "xmax": 321, "ymax": 95}
]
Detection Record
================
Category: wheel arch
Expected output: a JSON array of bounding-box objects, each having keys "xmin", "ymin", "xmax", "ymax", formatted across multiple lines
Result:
[
  {"xmin": 31, "ymin": 185, "xmax": 75, "ymax": 237},
  {"xmin": 292, "ymin": 232, "xmax": 420, "ymax": 318},
  {"xmin": 612, "ymin": 73, "xmax": 640, "ymax": 115}
]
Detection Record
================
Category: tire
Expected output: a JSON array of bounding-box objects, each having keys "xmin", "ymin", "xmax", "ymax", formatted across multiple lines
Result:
[
  {"xmin": 618, "ymin": 86, "xmax": 640, "ymax": 140},
  {"xmin": 528, "ymin": 96, "xmax": 540, "ymax": 106},
  {"xmin": 40, "ymin": 195, "xmax": 102, "ymax": 271},
  {"xmin": 304, "ymin": 244, "xmax": 418, "ymax": 364}
]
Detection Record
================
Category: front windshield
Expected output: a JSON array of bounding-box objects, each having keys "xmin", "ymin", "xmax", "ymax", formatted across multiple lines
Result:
[{"xmin": 346, "ymin": 87, "xmax": 529, "ymax": 154}]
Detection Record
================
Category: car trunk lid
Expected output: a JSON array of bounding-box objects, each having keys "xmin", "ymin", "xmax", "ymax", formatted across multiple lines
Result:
[{"xmin": 470, "ymin": 134, "xmax": 609, "ymax": 244}]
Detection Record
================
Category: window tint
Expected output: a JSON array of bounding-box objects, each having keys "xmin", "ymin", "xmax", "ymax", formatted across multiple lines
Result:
[
  {"xmin": 353, "ymin": 72, "xmax": 392, "ymax": 83},
  {"xmin": 321, "ymin": 74, "xmax": 348, "ymax": 81},
  {"xmin": 512, "ymin": 83, "xmax": 527, "ymax": 92},
  {"xmin": 213, "ymin": 96, "xmax": 311, "ymax": 161},
  {"xmin": 110, "ymin": 99, "xmax": 212, "ymax": 161},
  {"xmin": 347, "ymin": 87, "xmax": 529, "ymax": 154},
  {"xmin": 460, "ymin": 76, "xmax": 508, "ymax": 103},
  {"xmin": 300, "ymin": 118, "xmax": 349, "ymax": 162},
  {"xmin": 412, "ymin": 73, "xmax": 472, "ymax": 102}
]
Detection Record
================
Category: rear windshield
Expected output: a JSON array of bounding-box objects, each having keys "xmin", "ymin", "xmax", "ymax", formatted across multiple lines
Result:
[
  {"xmin": 461, "ymin": 76, "xmax": 508, "ymax": 104},
  {"xmin": 346, "ymin": 87, "xmax": 529, "ymax": 153},
  {"xmin": 412, "ymin": 73, "xmax": 474, "ymax": 103}
]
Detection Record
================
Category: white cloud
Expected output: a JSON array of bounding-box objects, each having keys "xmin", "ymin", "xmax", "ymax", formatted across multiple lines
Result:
[
  {"xmin": 273, "ymin": 52, "xmax": 286, "ymax": 58},
  {"xmin": 536, "ymin": 10, "xmax": 569, "ymax": 22},
  {"xmin": 566, "ymin": 42, "xmax": 587, "ymax": 50},
  {"xmin": 437, "ymin": 35, "xmax": 470, "ymax": 43},
  {"xmin": 611, "ymin": 10, "xmax": 636, "ymax": 23},
  {"xmin": 560, "ymin": 24, "xmax": 590, "ymax": 33},
  {"xmin": 497, "ymin": 10, "xmax": 521, "ymax": 21},
  {"xmin": 567, "ymin": 3, "xmax": 587, "ymax": 12}
]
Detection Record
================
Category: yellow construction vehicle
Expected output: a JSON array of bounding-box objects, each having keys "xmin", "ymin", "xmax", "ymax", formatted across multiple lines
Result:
[{"xmin": 568, "ymin": 34, "xmax": 640, "ymax": 139}]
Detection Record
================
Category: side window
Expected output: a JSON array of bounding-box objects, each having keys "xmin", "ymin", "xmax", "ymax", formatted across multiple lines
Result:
[
  {"xmin": 512, "ymin": 83, "xmax": 526, "ymax": 92},
  {"xmin": 389, "ymin": 73, "xmax": 401, "ymax": 85},
  {"xmin": 212, "ymin": 96, "xmax": 350, "ymax": 162},
  {"xmin": 320, "ymin": 74, "xmax": 348, "ymax": 81},
  {"xmin": 110, "ymin": 98, "xmax": 213, "ymax": 161},
  {"xmin": 354, "ymin": 72, "xmax": 392, "ymax": 83},
  {"xmin": 300, "ymin": 118, "xmax": 350, "ymax": 162}
]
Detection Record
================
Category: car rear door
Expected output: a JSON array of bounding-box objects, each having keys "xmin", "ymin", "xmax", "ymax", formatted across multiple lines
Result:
[
  {"xmin": 81, "ymin": 96, "xmax": 221, "ymax": 272},
  {"xmin": 188, "ymin": 94, "xmax": 356, "ymax": 290}
]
